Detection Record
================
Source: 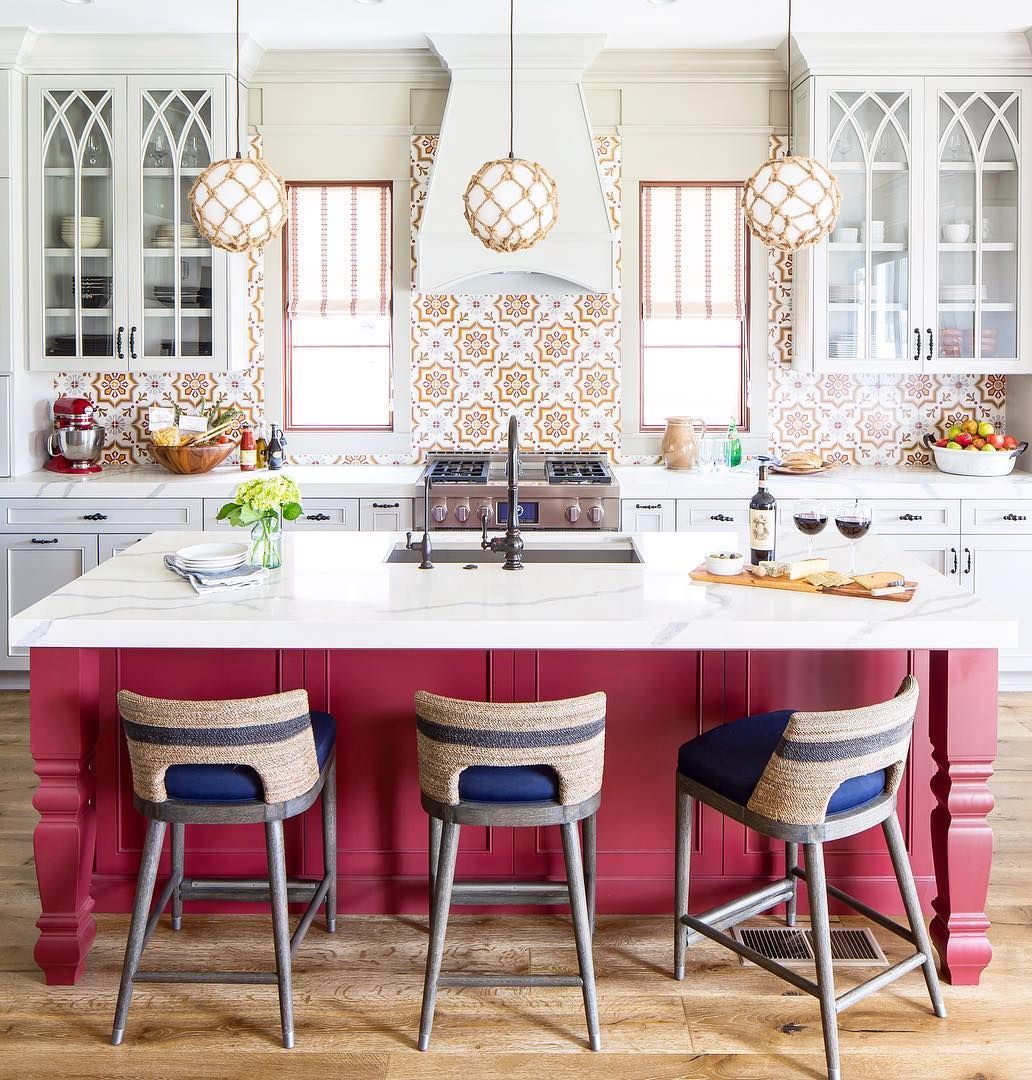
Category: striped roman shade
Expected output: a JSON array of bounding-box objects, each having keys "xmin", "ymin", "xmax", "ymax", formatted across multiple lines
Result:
[
  {"xmin": 414, "ymin": 691, "xmax": 607, "ymax": 806},
  {"xmin": 286, "ymin": 183, "xmax": 391, "ymax": 317},
  {"xmin": 747, "ymin": 676, "xmax": 920, "ymax": 826},
  {"xmin": 118, "ymin": 688, "xmax": 319, "ymax": 805},
  {"xmin": 641, "ymin": 183, "xmax": 745, "ymax": 320}
]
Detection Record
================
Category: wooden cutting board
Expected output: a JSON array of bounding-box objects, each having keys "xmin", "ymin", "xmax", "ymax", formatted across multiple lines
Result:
[{"xmin": 689, "ymin": 565, "xmax": 918, "ymax": 603}]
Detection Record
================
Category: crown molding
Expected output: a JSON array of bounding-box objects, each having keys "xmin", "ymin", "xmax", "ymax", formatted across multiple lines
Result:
[
  {"xmin": 588, "ymin": 49, "xmax": 783, "ymax": 85},
  {"xmin": 13, "ymin": 33, "xmax": 264, "ymax": 80},
  {"xmin": 0, "ymin": 27, "xmax": 36, "ymax": 69},
  {"xmin": 255, "ymin": 48, "xmax": 447, "ymax": 85}
]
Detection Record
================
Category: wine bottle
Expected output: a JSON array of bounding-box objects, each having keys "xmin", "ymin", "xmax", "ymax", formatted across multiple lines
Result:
[
  {"xmin": 749, "ymin": 464, "xmax": 776, "ymax": 565},
  {"xmin": 268, "ymin": 424, "xmax": 285, "ymax": 471}
]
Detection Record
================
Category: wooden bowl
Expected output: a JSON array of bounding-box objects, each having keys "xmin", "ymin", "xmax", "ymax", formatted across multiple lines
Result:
[{"xmin": 149, "ymin": 441, "xmax": 236, "ymax": 475}]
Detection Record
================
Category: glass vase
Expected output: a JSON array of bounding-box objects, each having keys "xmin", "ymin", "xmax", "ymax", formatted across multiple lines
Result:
[{"xmin": 249, "ymin": 512, "xmax": 283, "ymax": 570}]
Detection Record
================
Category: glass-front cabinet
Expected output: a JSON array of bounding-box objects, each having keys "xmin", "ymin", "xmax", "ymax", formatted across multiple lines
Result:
[
  {"xmin": 27, "ymin": 75, "xmax": 233, "ymax": 372},
  {"xmin": 795, "ymin": 75, "xmax": 1031, "ymax": 374}
]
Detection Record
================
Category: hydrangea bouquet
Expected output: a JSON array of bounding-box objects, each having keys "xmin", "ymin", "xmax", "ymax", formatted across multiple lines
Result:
[{"xmin": 217, "ymin": 475, "xmax": 303, "ymax": 569}]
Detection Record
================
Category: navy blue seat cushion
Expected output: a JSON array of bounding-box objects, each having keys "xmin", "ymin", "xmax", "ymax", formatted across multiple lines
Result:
[
  {"xmin": 677, "ymin": 709, "xmax": 885, "ymax": 817},
  {"xmin": 458, "ymin": 764, "xmax": 560, "ymax": 803},
  {"xmin": 163, "ymin": 710, "xmax": 335, "ymax": 803}
]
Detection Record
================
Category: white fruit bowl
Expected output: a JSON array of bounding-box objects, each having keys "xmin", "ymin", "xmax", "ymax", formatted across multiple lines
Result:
[{"xmin": 923, "ymin": 433, "xmax": 1027, "ymax": 476}]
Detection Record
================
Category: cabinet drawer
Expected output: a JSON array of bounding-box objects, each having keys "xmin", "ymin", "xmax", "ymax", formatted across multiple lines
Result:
[
  {"xmin": 961, "ymin": 501, "xmax": 1032, "ymax": 534},
  {"xmin": 621, "ymin": 499, "xmax": 676, "ymax": 532},
  {"xmin": 778, "ymin": 499, "xmax": 959, "ymax": 535},
  {"xmin": 203, "ymin": 497, "xmax": 360, "ymax": 531},
  {"xmin": 676, "ymin": 501, "xmax": 749, "ymax": 531},
  {"xmin": 360, "ymin": 499, "xmax": 413, "ymax": 531},
  {"xmin": 0, "ymin": 498, "xmax": 202, "ymax": 533}
]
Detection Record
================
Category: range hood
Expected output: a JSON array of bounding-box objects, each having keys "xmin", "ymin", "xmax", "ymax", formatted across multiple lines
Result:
[{"xmin": 416, "ymin": 34, "xmax": 616, "ymax": 296}]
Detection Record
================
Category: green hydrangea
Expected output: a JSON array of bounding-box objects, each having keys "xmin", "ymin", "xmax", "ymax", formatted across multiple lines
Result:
[{"xmin": 217, "ymin": 474, "xmax": 304, "ymax": 528}]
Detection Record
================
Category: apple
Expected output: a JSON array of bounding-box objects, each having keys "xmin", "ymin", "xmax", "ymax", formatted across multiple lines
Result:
[
  {"xmin": 963, "ymin": 419, "xmax": 979, "ymax": 436},
  {"xmin": 988, "ymin": 433, "xmax": 1006, "ymax": 449},
  {"xmin": 946, "ymin": 441, "xmax": 962, "ymax": 449},
  {"xmin": 978, "ymin": 421, "xmax": 995, "ymax": 437},
  {"xmin": 935, "ymin": 437, "xmax": 949, "ymax": 447},
  {"xmin": 946, "ymin": 424, "xmax": 963, "ymax": 440},
  {"xmin": 956, "ymin": 432, "xmax": 974, "ymax": 447},
  {"xmin": 972, "ymin": 437, "xmax": 986, "ymax": 450},
  {"xmin": 981, "ymin": 443, "xmax": 998, "ymax": 452},
  {"xmin": 964, "ymin": 443, "xmax": 980, "ymax": 451},
  {"xmin": 1003, "ymin": 435, "xmax": 1019, "ymax": 450}
]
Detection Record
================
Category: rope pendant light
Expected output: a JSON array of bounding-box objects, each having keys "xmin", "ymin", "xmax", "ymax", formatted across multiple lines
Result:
[
  {"xmin": 188, "ymin": 0, "xmax": 288, "ymax": 253},
  {"xmin": 741, "ymin": 0, "xmax": 841, "ymax": 251},
  {"xmin": 463, "ymin": 0, "xmax": 559, "ymax": 253}
]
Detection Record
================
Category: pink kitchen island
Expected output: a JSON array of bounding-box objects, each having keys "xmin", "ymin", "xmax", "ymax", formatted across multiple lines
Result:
[{"xmin": 12, "ymin": 530, "xmax": 1015, "ymax": 988}]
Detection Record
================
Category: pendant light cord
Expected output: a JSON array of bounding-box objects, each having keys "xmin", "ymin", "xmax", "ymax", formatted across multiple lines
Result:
[
  {"xmin": 786, "ymin": 0, "xmax": 793, "ymax": 155},
  {"xmin": 508, "ymin": 0, "xmax": 515, "ymax": 159},
  {"xmin": 234, "ymin": 0, "xmax": 242, "ymax": 159}
]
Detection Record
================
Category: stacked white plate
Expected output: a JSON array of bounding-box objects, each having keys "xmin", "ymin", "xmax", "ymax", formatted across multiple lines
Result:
[
  {"xmin": 829, "ymin": 285, "xmax": 860, "ymax": 303},
  {"xmin": 829, "ymin": 336, "xmax": 860, "ymax": 357},
  {"xmin": 940, "ymin": 284, "xmax": 987, "ymax": 303},
  {"xmin": 173, "ymin": 541, "xmax": 249, "ymax": 573},
  {"xmin": 153, "ymin": 221, "xmax": 203, "ymax": 248},
  {"xmin": 61, "ymin": 215, "xmax": 103, "ymax": 249}
]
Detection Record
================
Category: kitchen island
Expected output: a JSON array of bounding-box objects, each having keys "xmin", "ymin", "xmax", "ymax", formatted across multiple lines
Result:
[{"xmin": 13, "ymin": 530, "xmax": 1014, "ymax": 988}]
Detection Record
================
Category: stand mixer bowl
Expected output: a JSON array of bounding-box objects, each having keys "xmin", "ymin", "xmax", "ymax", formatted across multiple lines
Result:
[{"xmin": 49, "ymin": 426, "xmax": 106, "ymax": 470}]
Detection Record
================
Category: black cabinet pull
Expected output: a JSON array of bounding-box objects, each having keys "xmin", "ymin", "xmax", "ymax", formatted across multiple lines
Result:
[
  {"xmin": 926, "ymin": 328, "xmax": 934, "ymax": 363},
  {"xmin": 964, "ymin": 548, "xmax": 972, "ymax": 575},
  {"xmin": 306, "ymin": 512, "xmax": 331, "ymax": 521},
  {"xmin": 710, "ymin": 513, "xmax": 734, "ymax": 522},
  {"xmin": 635, "ymin": 503, "xmax": 662, "ymax": 510},
  {"xmin": 82, "ymin": 512, "xmax": 108, "ymax": 521},
  {"xmin": 1003, "ymin": 512, "xmax": 1027, "ymax": 522},
  {"xmin": 950, "ymin": 548, "xmax": 958, "ymax": 575},
  {"xmin": 116, "ymin": 325, "xmax": 125, "ymax": 361},
  {"xmin": 898, "ymin": 513, "xmax": 923, "ymax": 521},
  {"xmin": 31, "ymin": 538, "xmax": 59, "ymax": 545},
  {"xmin": 913, "ymin": 327, "xmax": 921, "ymax": 362},
  {"xmin": 371, "ymin": 502, "xmax": 400, "ymax": 509},
  {"xmin": 129, "ymin": 326, "xmax": 138, "ymax": 360}
]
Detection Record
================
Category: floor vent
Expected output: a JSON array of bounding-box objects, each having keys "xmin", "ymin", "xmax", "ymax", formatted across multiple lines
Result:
[{"xmin": 731, "ymin": 926, "xmax": 888, "ymax": 968}]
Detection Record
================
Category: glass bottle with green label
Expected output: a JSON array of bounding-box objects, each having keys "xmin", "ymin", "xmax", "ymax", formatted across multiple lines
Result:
[{"xmin": 726, "ymin": 418, "xmax": 743, "ymax": 468}]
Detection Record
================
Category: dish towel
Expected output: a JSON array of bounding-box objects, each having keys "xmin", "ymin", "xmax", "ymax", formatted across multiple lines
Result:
[{"xmin": 164, "ymin": 554, "xmax": 268, "ymax": 595}]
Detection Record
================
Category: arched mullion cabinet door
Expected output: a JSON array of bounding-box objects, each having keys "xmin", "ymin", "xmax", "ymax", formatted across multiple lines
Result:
[
  {"xmin": 126, "ymin": 76, "xmax": 229, "ymax": 373},
  {"xmin": 809, "ymin": 76, "xmax": 925, "ymax": 374},
  {"xmin": 924, "ymin": 77, "xmax": 1032, "ymax": 375},
  {"xmin": 27, "ymin": 76, "xmax": 127, "ymax": 372}
]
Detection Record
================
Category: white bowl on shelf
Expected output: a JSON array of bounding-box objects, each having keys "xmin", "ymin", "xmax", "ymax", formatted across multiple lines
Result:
[
  {"xmin": 942, "ymin": 223, "xmax": 971, "ymax": 243},
  {"xmin": 832, "ymin": 227, "xmax": 859, "ymax": 244}
]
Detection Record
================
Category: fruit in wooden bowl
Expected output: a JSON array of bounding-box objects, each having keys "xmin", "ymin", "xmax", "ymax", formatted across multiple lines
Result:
[{"xmin": 149, "ymin": 441, "xmax": 236, "ymax": 475}]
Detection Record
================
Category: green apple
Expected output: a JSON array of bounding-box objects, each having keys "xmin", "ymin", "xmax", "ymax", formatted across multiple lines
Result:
[
  {"xmin": 946, "ymin": 425, "xmax": 963, "ymax": 440},
  {"xmin": 946, "ymin": 440, "xmax": 962, "ymax": 449},
  {"xmin": 980, "ymin": 443, "xmax": 998, "ymax": 451},
  {"xmin": 977, "ymin": 421, "xmax": 995, "ymax": 437}
]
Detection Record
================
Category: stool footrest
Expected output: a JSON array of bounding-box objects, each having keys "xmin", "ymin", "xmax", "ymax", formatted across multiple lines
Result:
[
  {"xmin": 451, "ymin": 880, "xmax": 570, "ymax": 906},
  {"xmin": 835, "ymin": 952, "xmax": 928, "ymax": 1013},
  {"xmin": 179, "ymin": 876, "xmax": 322, "ymax": 904},
  {"xmin": 789, "ymin": 867, "xmax": 917, "ymax": 946},
  {"xmin": 680, "ymin": 878, "xmax": 795, "ymax": 946},
  {"xmin": 438, "ymin": 974, "xmax": 583, "ymax": 988},
  {"xmin": 133, "ymin": 970, "xmax": 278, "ymax": 985}
]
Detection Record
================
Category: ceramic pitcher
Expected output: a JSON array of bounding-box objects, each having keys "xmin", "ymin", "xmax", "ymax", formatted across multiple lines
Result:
[{"xmin": 661, "ymin": 416, "xmax": 706, "ymax": 470}]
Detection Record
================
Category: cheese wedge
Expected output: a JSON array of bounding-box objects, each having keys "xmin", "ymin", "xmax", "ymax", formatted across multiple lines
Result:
[
  {"xmin": 854, "ymin": 571, "xmax": 905, "ymax": 592},
  {"xmin": 758, "ymin": 557, "xmax": 831, "ymax": 581}
]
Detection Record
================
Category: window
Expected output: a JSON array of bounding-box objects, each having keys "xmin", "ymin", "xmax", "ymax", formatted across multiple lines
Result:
[
  {"xmin": 283, "ymin": 182, "xmax": 393, "ymax": 431},
  {"xmin": 639, "ymin": 182, "xmax": 749, "ymax": 430}
]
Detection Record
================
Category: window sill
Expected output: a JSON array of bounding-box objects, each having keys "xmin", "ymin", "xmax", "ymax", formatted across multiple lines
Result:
[
  {"xmin": 282, "ymin": 430, "xmax": 416, "ymax": 460},
  {"xmin": 620, "ymin": 431, "xmax": 772, "ymax": 461}
]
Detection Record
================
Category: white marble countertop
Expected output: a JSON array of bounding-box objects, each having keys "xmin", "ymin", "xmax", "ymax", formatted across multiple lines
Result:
[
  {"xmin": 3, "ymin": 462, "xmax": 1032, "ymax": 501},
  {"xmin": 11, "ymin": 529, "xmax": 1016, "ymax": 652}
]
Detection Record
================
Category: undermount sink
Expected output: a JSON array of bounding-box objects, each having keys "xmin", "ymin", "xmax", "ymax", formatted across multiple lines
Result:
[{"xmin": 386, "ymin": 541, "xmax": 642, "ymax": 565}]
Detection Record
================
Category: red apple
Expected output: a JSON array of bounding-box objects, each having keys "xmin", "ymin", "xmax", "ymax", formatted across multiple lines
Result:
[
  {"xmin": 972, "ymin": 437, "xmax": 986, "ymax": 450},
  {"xmin": 935, "ymin": 437, "xmax": 949, "ymax": 447},
  {"xmin": 1003, "ymin": 435, "xmax": 1019, "ymax": 450},
  {"xmin": 988, "ymin": 433, "xmax": 1006, "ymax": 449},
  {"xmin": 956, "ymin": 432, "xmax": 974, "ymax": 447}
]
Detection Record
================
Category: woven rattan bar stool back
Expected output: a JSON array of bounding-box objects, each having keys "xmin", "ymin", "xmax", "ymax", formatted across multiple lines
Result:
[
  {"xmin": 414, "ymin": 689, "xmax": 606, "ymax": 1051},
  {"xmin": 672, "ymin": 675, "xmax": 945, "ymax": 1080},
  {"xmin": 111, "ymin": 688, "xmax": 338, "ymax": 1049}
]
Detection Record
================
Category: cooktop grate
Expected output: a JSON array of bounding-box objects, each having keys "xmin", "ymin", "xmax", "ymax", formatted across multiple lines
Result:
[
  {"xmin": 545, "ymin": 458, "xmax": 612, "ymax": 485},
  {"xmin": 426, "ymin": 458, "xmax": 491, "ymax": 484}
]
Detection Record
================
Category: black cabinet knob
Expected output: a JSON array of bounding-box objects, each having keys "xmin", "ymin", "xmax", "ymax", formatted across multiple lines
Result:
[
  {"xmin": 306, "ymin": 512, "xmax": 331, "ymax": 521},
  {"xmin": 31, "ymin": 538, "xmax": 59, "ymax": 545},
  {"xmin": 82, "ymin": 512, "xmax": 108, "ymax": 521},
  {"xmin": 371, "ymin": 502, "xmax": 400, "ymax": 509}
]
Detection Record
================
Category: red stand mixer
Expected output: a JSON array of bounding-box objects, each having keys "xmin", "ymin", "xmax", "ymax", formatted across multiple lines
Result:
[{"xmin": 45, "ymin": 396, "xmax": 106, "ymax": 474}]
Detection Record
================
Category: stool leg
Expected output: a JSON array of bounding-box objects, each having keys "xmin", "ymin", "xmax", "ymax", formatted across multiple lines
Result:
[
  {"xmin": 803, "ymin": 843, "xmax": 840, "ymax": 1080},
  {"xmin": 428, "ymin": 815, "xmax": 443, "ymax": 918},
  {"xmin": 582, "ymin": 812, "xmax": 597, "ymax": 935},
  {"xmin": 266, "ymin": 819, "xmax": 295, "ymax": 1049},
  {"xmin": 883, "ymin": 811, "xmax": 947, "ymax": 1018},
  {"xmin": 785, "ymin": 842, "xmax": 798, "ymax": 928},
  {"xmin": 419, "ymin": 819, "xmax": 459, "ymax": 1051},
  {"xmin": 322, "ymin": 758, "xmax": 337, "ymax": 933},
  {"xmin": 561, "ymin": 821, "xmax": 601, "ymax": 1052},
  {"xmin": 674, "ymin": 782, "xmax": 693, "ymax": 981},
  {"xmin": 170, "ymin": 823, "xmax": 184, "ymax": 931},
  {"xmin": 112, "ymin": 818, "xmax": 166, "ymax": 1045}
]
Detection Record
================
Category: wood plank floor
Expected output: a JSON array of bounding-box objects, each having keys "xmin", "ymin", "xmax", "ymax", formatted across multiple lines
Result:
[{"xmin": 1, "ymin": 690, "xmax": 1030, "ymax": 1079}]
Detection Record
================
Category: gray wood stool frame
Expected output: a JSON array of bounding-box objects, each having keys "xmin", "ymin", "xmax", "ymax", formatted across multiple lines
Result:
[
  {"xmin": 111, "ymin": 755, "xmax": 337, "ymax": 1050},
  {"xmin": 419, "ymin": 789, "xmax": 601, "ymax": 1052},
  {"xmin": 674, "ymin": 771, "xmax": 946, "ymax": 1080}
]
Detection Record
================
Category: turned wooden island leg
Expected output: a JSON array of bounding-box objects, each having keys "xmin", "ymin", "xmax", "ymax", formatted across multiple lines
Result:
[
  {"xmin": 29, "ymin": 648, "xmax": 102, "ymax": 985},
  {"xmin": 927, "ymin": 648, "xmax": 998, "ymax": 986}
]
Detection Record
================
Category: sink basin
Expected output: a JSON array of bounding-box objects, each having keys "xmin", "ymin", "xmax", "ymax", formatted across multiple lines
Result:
[{"xmin": 386, "ymin": 541, "xmax": 642, "ymax": 565}]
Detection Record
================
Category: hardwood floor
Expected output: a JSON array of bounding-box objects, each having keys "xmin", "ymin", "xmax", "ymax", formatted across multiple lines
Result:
[{"xmin": 1, "ymin": 689, "xmax": 1030, "ymax": 1079}]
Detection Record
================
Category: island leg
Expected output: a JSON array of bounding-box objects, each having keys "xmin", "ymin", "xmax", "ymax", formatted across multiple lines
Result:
[
  {"xmin": 927, "ymin": 648, "xmax": 998, "ymax": 986},
  {"xmin": 29, "ymin": 648, "xmax": 101, "ymax": 985}
]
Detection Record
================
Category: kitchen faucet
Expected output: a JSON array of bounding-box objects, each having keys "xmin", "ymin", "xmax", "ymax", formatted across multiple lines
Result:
[
  {"xmin": 405, "ymin": 470, "xmax": 434, "ymax": 569},
  {"xmin": 481, "ymin": 414, "xmax": 525, "ymax": 570}
]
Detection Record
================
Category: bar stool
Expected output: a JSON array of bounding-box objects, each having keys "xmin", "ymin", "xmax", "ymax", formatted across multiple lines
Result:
[
  {"xmin": 415, "ymin": 690, "xmax": 606, "ymax": 1051},
  {"xmin": 111, "ymin": 688, "xmax": 337, "ymax": 1049},
  {"xmin": 673, "ymin": 676, "xmax": 945, "ymax": 1080}
]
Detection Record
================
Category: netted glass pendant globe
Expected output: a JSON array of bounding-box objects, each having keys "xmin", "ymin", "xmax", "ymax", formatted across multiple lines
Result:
[
  {"xmin": 463, "ymin": 157, "xmax": 559, "ymax": 253},
  {"xmin": 188, "ymin": 155, "xmax": 288, "ymax": 254},
  {"xmin": 741, "ymin": 154, "xmax": 842, "ymax": 252}
]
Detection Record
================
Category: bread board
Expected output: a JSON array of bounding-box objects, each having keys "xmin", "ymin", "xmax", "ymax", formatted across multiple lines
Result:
[{"xmin": 689, "ymin": 565, "xmax": 917, "ymax": 603}]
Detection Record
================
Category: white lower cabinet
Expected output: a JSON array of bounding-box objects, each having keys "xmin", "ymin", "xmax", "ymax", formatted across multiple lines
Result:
[
  {"xmin": 895, "ymin": 535, "xmax": 966, "ymax": 585},
  {"xmin": 621, "ymin": 499, "xmax": 675, "ymax": 532},
  {"xmin": 961, "ymin": 535, "xmax": 1032, "ymax": 671},
  {"xmin": 675, "ymin": 500, "xmax": 748, "ymax": 532},
  {"xmin": 0, "ymin": 533, "xmax": 98, "ymax": 668},
  {"xmin": 359, "ymin": 499, "xmax": 413, "ymax": 532},
  {"xmin": 98, "ymin": 534, "xmax": 147, "ymax": 561}
]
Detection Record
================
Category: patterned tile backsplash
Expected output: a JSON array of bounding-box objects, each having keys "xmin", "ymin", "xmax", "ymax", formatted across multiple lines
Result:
[{"xmin": 59, "ymin": 134, "xmax": 1004, "ymax": 468}]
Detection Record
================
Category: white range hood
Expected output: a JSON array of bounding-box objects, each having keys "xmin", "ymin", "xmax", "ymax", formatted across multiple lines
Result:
[{"xmin": 416, "ymin": 34, "xmax": 616, "ymax": 296}]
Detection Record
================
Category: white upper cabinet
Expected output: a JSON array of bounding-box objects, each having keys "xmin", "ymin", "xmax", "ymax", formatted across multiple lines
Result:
[
  {"xmin": 27, "ymin": 75, "xmax": 236, "ymax": 373},
  {"xmin": 794, "ymin": 75, "xmax": 1032, "ymax": 375}
]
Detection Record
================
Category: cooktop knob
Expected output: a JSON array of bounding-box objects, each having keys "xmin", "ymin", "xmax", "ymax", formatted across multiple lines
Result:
[
  {"xmin": 455, "ymin": 504, "xmax": 471, "ymax": 523},
  {"xmin": 565, "ymin": 504, "xmax": 581, "ymax": 524},
  {"xmin": 431, "ymin": 504, "xmax": 448, "ymax": 523},
  {"xmin": 587, "ymin": 504, "xmax": 604, "ymax": 525}
]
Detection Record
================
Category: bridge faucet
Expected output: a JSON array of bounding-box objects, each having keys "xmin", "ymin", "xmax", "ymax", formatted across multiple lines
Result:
[{"xmin": 481, "ymin": 414, "xmax": 524, "ymax": 571}]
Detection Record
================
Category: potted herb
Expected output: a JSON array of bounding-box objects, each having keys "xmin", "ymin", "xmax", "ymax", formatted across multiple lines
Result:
[{"xmin": 217, "ymin": 475, "xmax": 303, "ymax": 569}]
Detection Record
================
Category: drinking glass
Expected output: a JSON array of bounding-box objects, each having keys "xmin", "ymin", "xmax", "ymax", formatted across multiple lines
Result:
[
  {"xmin": 699, "ymin": 437, "xmax": 724, "ymax": 474},
  {"xmin": 834, "ymin": 500, "xmax": 872, "ymax": 575},
  {"xmin": 793, "ymin": 500, "xmax": 828, "ymax": 556}
]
